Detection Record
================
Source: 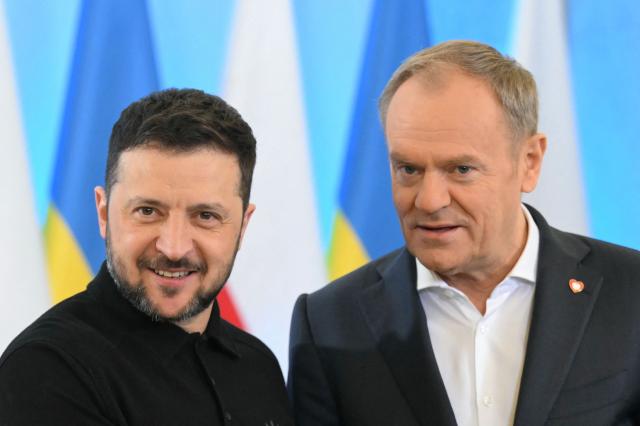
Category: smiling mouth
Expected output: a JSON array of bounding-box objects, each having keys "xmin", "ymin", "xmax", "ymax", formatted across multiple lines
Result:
[{"xmin": 152, "ymin": 269, "xmax": 195, "ymax": 279}]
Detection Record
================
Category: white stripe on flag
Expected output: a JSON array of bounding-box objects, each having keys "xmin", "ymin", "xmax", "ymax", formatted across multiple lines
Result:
[
  {"xmin": 222, "ymin": 0, "xmax": 326, "ymax": 371},
  {"xmin": 513, "ymin": 0, "xmax": 589, "ymax": 235},
  {"xmin": 0, "ymin": 2, "xmax": 50, "ymax": 351}
]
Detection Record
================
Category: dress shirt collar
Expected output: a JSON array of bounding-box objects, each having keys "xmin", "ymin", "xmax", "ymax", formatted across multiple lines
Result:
[
  {"xmin": 87, "ymin": 262, "xmax": 240, "ymax": 363},
  {"xmin": 417, "ymin": 204, "xmax": 539, "ymax": 290}
]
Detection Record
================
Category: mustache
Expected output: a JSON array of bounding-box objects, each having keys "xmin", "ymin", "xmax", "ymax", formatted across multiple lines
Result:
[{"xmin": 137, "ymin": 255, "xmax": 206, "ymax": 272}]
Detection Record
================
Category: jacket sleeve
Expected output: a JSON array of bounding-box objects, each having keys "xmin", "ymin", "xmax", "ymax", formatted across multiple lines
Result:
[
  {"xmin": 288, "ymin": 294, "xmax": 340, "ymax": 426},
  {"xmin": 0, "ymin": 342, "xmax": 116, "ymax": 425}
]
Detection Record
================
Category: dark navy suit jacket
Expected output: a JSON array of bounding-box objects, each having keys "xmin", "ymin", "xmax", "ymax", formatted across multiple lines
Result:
[{"xmin": 288, "ymin": 206, "xmax": 640, "ymax": 425}]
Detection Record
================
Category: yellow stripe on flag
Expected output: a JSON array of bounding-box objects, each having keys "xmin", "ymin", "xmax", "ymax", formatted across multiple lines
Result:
[
  {"xmin": 327, "ymin": 212, "xmax": 370, "ymax": 281},
  {"xmin": 44, "ymin": 207, "xmax": 93, "ymax": 303}
]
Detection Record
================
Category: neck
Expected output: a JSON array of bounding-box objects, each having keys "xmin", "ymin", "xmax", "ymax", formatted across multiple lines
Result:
[
  {"xmin": 441, "ymin": 209, "xmax": 529, "ymax": 315},
  {"xmin": 173, "ymin": 303, "xmax": 213, "ymax": 334}
]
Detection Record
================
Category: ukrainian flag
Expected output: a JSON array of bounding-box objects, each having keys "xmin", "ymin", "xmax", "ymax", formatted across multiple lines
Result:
[
  {"xmin": 328, "ymin": 0, "xmax": 430, "ymax": 280},
  {"xmin": 44, "ymin": 0, "xmax": 158, "ymax": 302}
]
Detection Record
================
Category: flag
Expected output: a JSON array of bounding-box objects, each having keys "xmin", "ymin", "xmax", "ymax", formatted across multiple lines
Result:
[
  {"xmin": 0, "ymin": 1, "xmax": 50, "ymax": 351},
  {"xmin": 328, "ymin": 0, "xmax": 430, "ymax": 279},
  {"xmin": 223, "ymin": 0, "xmax": 326, "ymax": 370},
  {"xmin": 44, "ymin": 0, "xmax": 158, "ymax": 302},
  {"xmin": 512, "ymin": 0, "xmax": 589, "ymax": 234}
]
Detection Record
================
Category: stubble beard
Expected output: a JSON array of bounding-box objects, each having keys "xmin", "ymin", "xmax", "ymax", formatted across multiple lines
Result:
[{"xmin": 105, "ymin": 225, "xmax": 240, "ymax": 324}]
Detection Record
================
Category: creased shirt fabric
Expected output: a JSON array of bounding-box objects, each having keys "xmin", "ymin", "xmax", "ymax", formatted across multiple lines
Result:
[
  {"xmin": 0, "ymin": 263, "xmax": 292, "ymax": 426},
  {"xmin": 417, "ymin": 206, "xmax": 539, "ymax": 426}
]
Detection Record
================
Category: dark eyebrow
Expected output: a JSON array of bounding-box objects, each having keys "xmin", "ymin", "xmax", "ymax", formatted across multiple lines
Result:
[
  {"xmin": 124, "ymin": 198, "xmax": 229, "ymax": 217},
  {"xmin": 124, "ymin": 197, "xmax": 168, "ymax": 210},
  {"xmin": 187, "ymin": 203, "xmax": 229, "ymax": 217}
]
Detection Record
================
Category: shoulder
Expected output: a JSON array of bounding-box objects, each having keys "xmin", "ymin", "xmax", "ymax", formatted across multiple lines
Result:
[
  {"xmin": 0, "ymin": 292, "xmax": 123, "ymax": 423},
  {"xmin": 0, "ymin": 293, "xmax": 107, "ymax": 410},
  {"xmin": 307, "ymin": 248, "xmax": 405, "ymax": 304},
  {"xmin": 549, "ymin": 226, "xmax": 640, "ymax": 272},
  {"xmin": 294, "ymin": 248, "xmax": 408, "ymax": 327},
  {"xmin": 567, "ymin": 231, "xmax": 640, "ymax": 276},
  {"xmin": 576, "ymin": 232, "xmax": 640, "ymax": 259},
  {"xmin": 1, "ymin": 290, "xmax": 116, "ymax": 369},
  {"xmin": 529, "ymin": 204, "xmax": 640, "ymax": 275}
]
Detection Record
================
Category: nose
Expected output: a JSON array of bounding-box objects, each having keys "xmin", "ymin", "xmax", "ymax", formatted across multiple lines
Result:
[
  {"xmin": 414, "ymin": 172, "xmax": 451, "ymax": 214},
  {"xmin": 155, "ymin": 214, "xmax": 195, "ymax": 261}
]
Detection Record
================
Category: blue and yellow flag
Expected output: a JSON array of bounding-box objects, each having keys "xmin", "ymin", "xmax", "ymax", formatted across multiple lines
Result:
[
  {"xmin": 328, "ymin": 0, "xmax": 430, "ymax": 279},
  {"xmin": 45, "ymin": 0, "xmax": 158, "ymax": 302}
]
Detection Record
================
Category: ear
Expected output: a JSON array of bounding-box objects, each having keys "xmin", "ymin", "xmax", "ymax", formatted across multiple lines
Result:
[
  {"xmin": 520, "ymin": 133, "xmax": 547, "ymax": 193},
  {"xmin": 237, "ymin": 203, "xmax": 256, "ymax": 250},
  {"xmin": 95, "ymin": 186, "xmax": 108, "ymax": 239}
]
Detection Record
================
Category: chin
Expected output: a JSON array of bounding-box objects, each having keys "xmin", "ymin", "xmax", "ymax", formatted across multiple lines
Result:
[
  {"xmin": 415, "ymin": 252, "xmax": 463, "ymax": 275},
  {"xmin": 154, "ymin": 298, "xmax": 193, "ymax": 316}
]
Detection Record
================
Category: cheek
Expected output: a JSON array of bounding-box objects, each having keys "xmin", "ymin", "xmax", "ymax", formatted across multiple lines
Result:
[
  {"xmin": 462, "ymin": 186, "xmax": 518, "ymax": 237},
  {"xmin": 392, "ymin": 186, "xmax": 416, "ymax": 215},
  {"xmin": 114, "ymin": 226, "xmax": 157, "ymax": 261},
  {"xmin": 450, "ymin": 188, "xmax": 495, "ymax": 235},
  {"xmin": 198, "ymin": 230, "xmax": 242, "ymax": 262},
  {"xmin": 450, "ymin": 185, "xmax": 484, "ymax": 212}
]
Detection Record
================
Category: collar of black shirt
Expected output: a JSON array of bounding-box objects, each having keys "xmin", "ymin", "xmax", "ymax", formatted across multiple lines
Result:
[{"xmin": 86, "ymin": 262, "xmax": 241, "ymax": 365}]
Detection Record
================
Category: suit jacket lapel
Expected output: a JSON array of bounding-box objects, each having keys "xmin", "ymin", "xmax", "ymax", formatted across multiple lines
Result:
[
  {"xmin": 359, "ymin": 249, "xmax": 457, "ymax": 426},
  {"xmin": 514, "ymin": 207, "xmax": 603, "ymax": 425}
]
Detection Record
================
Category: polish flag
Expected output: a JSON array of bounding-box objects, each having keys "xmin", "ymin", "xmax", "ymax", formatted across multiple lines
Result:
[{"xmin": 222, "ymin": 0, "xmax": 326, "ymax": 371}]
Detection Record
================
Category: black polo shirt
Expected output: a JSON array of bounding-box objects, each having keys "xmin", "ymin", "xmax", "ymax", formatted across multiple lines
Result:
[{"xmin": 0, "ymin": 263, "xmax": 292, "ymax": 425}]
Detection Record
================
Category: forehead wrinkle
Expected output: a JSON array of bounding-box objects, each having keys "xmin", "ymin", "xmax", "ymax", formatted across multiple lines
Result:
[
  {"xmin": 388, "ymin": 72, "xmax": 513, "ymax": 143},
  {"xmin": 387, "ymin": 126, "xmax": 470, "ymax": 143},
  {"xmin": 388, "ymin": 128, "xmax": 483, "ymax": 155}
]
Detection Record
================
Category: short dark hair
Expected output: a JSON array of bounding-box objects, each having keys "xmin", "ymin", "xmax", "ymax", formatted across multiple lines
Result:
[{"xmin": 106, "ymin": 88, "xmax": 256, "ymax": 210}]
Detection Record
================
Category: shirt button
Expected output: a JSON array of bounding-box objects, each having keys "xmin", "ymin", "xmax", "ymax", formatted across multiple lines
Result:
[
  {"xmin": 224, "ymin": 412, "xmax": 232, "ymax": 421},
  {"xmin": 444, "ymin": 289, "xmax": 455, "ymax": 299},
  {"xmin": 478, "ymin": 324, "xmax": 488, "ymax": 334},
  {"xmin": 482, "ymin": 395, "xmax": 493, "ymax": 407}
]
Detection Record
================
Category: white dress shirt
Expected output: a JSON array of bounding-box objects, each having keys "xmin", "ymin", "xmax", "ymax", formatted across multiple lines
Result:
[{"xmin": 417, "ymin": 206, "xmax": 539, "ymax": 426}]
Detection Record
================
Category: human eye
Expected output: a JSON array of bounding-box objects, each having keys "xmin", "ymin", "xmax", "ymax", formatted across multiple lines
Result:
[
  {"xmin": 449, "ymin": 164, "xmax": 479, "ymax": 181},
  {"xmin": 132, "ymin": 206, "xmax": 160, "ymax": 222},
  {"xmin": 400, "ymin": 165, "xmax": 417, "ymax": 175},
  {"xmin": 455, "ymin": 165, "xmax": 472, "ymax": 175},
  {"xmin": 393, "ymin": 162, "xmax": 422, "ymax": 187},
  {"xmin": 197, "ymin": 211, "xmax": 222, "ymax": 227},
  {"xmin": 136, "ymin": 206, "xmax": 156, "ymax": 216},
  {"xmin": 199, "ymin": 211, "xmax": 216, "ymax": 221},
  {"xmin": 394, "ymin": 161, "xmax": 420, "ymax": 176}
]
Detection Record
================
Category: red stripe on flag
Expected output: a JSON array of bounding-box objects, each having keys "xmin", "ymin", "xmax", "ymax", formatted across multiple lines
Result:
[{"xmin": 217, "ymin": 285, "xmax": 245, "ymax": 329}]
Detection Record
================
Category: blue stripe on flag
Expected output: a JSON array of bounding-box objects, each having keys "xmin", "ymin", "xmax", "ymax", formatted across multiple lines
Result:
[
  {"xmin": 568, "ymin": 0, "xmax": 640, "ymax": 249},
  {"xmin": 51, "ymin": 0, "xmax": 159, "ymax": 272},
  {"xmin": 338, "ymin": 0, "xmax": 430, "ymax": 259},
  {"xmin": 4, "ymin": 0, "xmax": 81, "ymax": 224}
]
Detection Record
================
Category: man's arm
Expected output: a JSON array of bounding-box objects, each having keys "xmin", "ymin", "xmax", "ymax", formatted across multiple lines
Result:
[
  {"xmin": 0, "ymin": 343, "xmax": 115, "ymax": 425},
  {"xmin": 288, "ymin": 294, "xmax": 340, "ymax": 426}
]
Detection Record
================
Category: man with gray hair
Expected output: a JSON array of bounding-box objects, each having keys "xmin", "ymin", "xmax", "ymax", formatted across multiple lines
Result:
[{"xmin": 289, "ymin": 40, "xmax": 640, "ymax": 425}]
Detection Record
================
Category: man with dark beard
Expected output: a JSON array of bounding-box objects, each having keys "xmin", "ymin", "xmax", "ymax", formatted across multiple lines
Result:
[{"xmin": 0, "ymin": 89, "xmax": 292, "ymax": 425}]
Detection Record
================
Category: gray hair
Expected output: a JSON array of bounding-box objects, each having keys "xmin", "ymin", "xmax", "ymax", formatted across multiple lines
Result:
[{"xmin": 379, "ymin": 40, "xmax": 538, "ymax": 141}]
